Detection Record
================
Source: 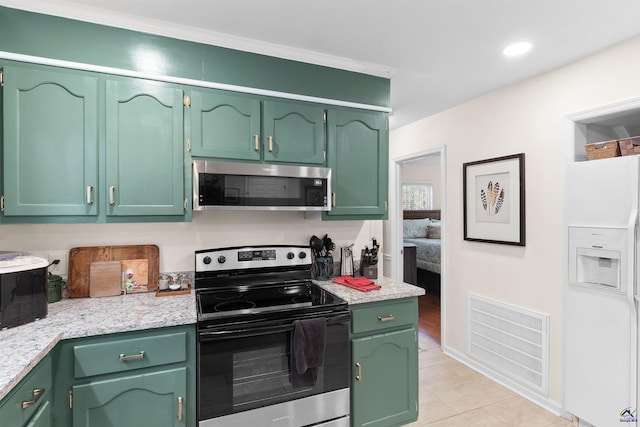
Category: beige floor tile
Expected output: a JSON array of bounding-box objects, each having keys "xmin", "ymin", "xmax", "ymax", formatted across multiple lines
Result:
[
  {"xmin": 431, "ymin": 377, "xmax": 516, "ymax": 413},
  {"xmin": 423, "ymin": 408, "xmax": 510, "ymax": 426},
  {"xmin": 483, "ymin": 396, "xmax": 571, "ymax": 427},
  {"xmin": 419, "ymin": 364, "xmax": 469, "ymax": 392}
]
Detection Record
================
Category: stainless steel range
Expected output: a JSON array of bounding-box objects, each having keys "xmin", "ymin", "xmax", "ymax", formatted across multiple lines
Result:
[{"xmin": 195, "ymin": 245, "xmax": 350, "ymax": 427}]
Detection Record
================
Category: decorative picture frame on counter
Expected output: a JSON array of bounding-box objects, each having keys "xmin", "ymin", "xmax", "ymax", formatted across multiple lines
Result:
[{"xmin": 463, "ymin": 153, "xmax": 525, "ymax": 246}]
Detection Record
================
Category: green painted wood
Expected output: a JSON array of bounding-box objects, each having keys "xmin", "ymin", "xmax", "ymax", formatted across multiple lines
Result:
[
  {"xmin": 324, "ymin": 108, "xmax": 388, "ymax": 219},
  {"xmin": 25, "ymin": 400, "xmax": 51, "ymax": 427},
  {"xmin": 0, "ymin": 7, "xmax": 390, "ymax": 108},
  {"xmin": 105, "ymin": 78, "xmax": 184, "ymax": 216},
  {"xmin": 351, "ymin": 299, "xmax": 418, "ymax": 335},
  {"xmin": 2, "ymin": 65, "xmax": 99, "ymax": 216},
  {"xmin": 51, "ymin": 325, "xmax": 196, "ymax": 427},
  {"xmin": 263, "ymin": 100, "xmax": 326, "ymax": 165},
  {"xmin": 0, "ymin": 355, "xmax": 52, "ymax": 427},
  {"xmin": 190, "ymin": 89, "xmax": 261, "ymax": 160},
  {"xmin": 351, "ymin": 328, "xmax": 418, "ymax": 427},
  {"xmin": 72, "ymin": 367, "xmax": 187, "ymax": 427},
  {"xmin": 74, "ymin": 332, "xmax": 187, "ymax": 379}
]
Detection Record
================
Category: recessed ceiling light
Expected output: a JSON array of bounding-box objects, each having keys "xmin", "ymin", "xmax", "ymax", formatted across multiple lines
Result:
[{"xmin": 503, "ymin": 42, "xmax": 532, "ymax": 57}]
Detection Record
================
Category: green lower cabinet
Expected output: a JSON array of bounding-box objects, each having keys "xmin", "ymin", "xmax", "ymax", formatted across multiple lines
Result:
[
  {"xmin": 72, "ymin": 367, "xmax": 187, "ymax": 427},
  {"xmin": 324, "ymin": 108, "xmax": 388, "ymax": 220},
  {"xmin": 350, "ymin": 299, "xmax": 419, "ymax": 427},
  {"xmin": 0, "ymin": 354, "xmax": 52, "ymax": 427}
]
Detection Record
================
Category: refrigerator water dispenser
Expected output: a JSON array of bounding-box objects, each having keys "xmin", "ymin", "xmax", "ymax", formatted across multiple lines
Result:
[{"xmin": 568, "ymin": 226, "xmax": 627, "ymax": 294}]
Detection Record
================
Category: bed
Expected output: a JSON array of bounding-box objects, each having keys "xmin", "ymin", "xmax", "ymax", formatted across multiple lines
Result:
[{"xmin": 403, "ymin": 210, "xmax": 441, "ymax": 275}]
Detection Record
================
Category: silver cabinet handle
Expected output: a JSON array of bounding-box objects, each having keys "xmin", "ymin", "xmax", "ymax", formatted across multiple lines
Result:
[
  {"xmin": 355, "ymin": 362, "xmax": 362, "ymax": 381},
  {"xmin": 177, "ymin": 396, "xmax": 183, "ymax": 421},
  {"xmin": 268, "ymin": 136, "xmax": 274, "ymax": 152},
  {"xmin": 86, "ymin": 185, "xmax": 94, "ymax": 205},
  {"xmin": 254, "ymin": 134, "xmax": 260, "ymax": 151},
  {"xmin": 332, "ymin": 192, "xmax": 336, "ymax": 207},
  {"xmin": 22, "ymin": 388, "xmax": 45, "ymax": 409},
  {"xmin": 378, "ymin": 315, "xmax": 395, "ymax": 322},
  {"xmin": 109, "ymin": 186, "xmax": 115, "ymax": 205},
  {"xmin": 119, "ymin": 351, "xmax": 145, "ymax": 361}
]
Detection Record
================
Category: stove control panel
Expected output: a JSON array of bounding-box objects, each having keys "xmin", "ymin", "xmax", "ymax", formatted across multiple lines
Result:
[{"xmin": 195, "ymin": 246, "xmax": 312, "ymax": 272}]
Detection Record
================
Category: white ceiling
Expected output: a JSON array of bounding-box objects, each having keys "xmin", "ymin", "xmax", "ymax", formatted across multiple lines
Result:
[{"xmin": 3, "ymin": 0, "xmax": 640, "ymax": 129}]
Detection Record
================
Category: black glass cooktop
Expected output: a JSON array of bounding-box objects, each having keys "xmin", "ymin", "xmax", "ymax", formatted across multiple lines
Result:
[{"xmin": 197, "ymin": 281, "xmax": 345, "ymax": 321}]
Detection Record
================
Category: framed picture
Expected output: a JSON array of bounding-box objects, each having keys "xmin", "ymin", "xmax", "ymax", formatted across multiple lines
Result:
[{"xmin": 463, "ymin": 153, "xmax": 525, "ymax": 246}]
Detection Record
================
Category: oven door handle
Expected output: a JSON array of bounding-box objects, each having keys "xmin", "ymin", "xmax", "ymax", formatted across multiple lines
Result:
[{"xmin": 199, "ymin": 312, "xmax": 350, "ymax": 341}]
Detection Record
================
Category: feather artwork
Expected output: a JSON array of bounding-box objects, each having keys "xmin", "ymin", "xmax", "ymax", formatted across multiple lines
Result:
[
  {"xmin": 495, "ymin": 188, "xmax": 505, "ymax": 214},
  {"xmin": 480, "ymin": 189, "xmax": 487, "ymax": 211}
]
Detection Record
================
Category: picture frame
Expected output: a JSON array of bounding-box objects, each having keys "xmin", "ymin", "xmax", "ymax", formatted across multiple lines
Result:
[{"xmin": 463, "ymin": 153, "xmax": 525, "ymax": 246}]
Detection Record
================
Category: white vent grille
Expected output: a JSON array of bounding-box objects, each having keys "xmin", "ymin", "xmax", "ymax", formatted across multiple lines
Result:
[{"xmin": 467, "ymin": 293, "xmax": 549, "ymax": 394}]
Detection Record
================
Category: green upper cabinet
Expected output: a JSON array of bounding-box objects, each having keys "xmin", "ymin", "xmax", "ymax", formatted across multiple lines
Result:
[
  {"xmin": 263, "ymin": 100, "xmax": 325, "ymax": 165},
  {"xmin": 190, "ymin": 89, "xmax": 325, "ymax": 165},
  {"xmin": 324, "ymin": 108, "xmax": 388, "ymax": 220},
  {"xmin": 2, "ymin": 65, "xmax": 99, "ymax": 217},
  {"xmin": 190, "ymin": 89, "xmax": 261, "ymax": 161},
  {"xmin": 105, "ymin": 79, "xmax": 185, "ymax": 216}
]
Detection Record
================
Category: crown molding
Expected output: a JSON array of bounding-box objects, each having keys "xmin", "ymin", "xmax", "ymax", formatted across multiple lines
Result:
[{"xmin": 0, "ymin": 0, "xmax": 396, "ymax": 78}]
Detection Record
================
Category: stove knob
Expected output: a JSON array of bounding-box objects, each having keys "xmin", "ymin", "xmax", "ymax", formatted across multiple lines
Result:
[
  {"xmin": 298, "ymin": 251, "xmax": 307, "ymax": 259},
  {"xmin": 203, "ymin": 256, "xmax": 211, "ymax": 265},
  {"xmin": 287, "ymin": 252, "xmax": 295, "ymax": 260},
  {"xmin": 217, "ymin": 256, "xmax": 226, "ymax": 264}
]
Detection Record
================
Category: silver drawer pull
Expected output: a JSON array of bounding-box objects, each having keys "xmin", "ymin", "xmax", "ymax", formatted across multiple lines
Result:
[
  {"xmin": 378, "ymin": 315, "xmax": 395, "ymax": 322},
  {"xmin": 21, "ymin": 388, "xmax": 45, "ymax": 409},
  {"xmin": 177, "ymin": 396, "xmax": 183, "ymax": 421},
  {"xmin": 355, "ymin": 362, "xmax": 362, "ymax": 381},
  {"xmin": 86, "ymin": 185, "xmax": 94, "ymax": 205},
  {"xmin": 109, "ymin": 186, "xmax": 116, "ymax": 205},
  {"xmin": 119, "ymin": 351, "xmax": 145, "ymax": 361}
]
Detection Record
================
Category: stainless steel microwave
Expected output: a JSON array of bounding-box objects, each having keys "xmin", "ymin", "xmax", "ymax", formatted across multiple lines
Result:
[{"xmin": 193, "ymin": 160, "xmax": 331, "ymax": 211}]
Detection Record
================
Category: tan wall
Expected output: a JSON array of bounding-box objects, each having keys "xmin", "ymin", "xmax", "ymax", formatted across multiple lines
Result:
[{"xmin": 389, "ymin": 34, "xmax": 640, "ymax": 405}]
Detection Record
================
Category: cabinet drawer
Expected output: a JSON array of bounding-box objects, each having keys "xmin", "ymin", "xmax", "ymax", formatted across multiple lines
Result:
[
  {"xmin": 74, "ymin": 331, "xmax": 187, "ymax": 379},
  {"xmin": 0, "ymin": 355, "xmax": 52, "ymax": 426},
  {"xmin": 351, "ymin": 299, "xmax": 417, "ymax": 335}
]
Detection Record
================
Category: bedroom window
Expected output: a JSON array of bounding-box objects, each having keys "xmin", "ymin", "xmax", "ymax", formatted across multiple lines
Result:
[{"xmin": 402, "ymin": 182, "xmax": 434, "ymax": 210}]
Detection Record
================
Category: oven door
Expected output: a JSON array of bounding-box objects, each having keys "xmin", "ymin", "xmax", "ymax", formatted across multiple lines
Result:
[{"xmin": 197, "ymin": 310, "xmax": 350, "ymax": 425}]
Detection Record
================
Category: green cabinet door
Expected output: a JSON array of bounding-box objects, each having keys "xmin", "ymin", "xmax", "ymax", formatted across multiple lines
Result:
[
  {"xmin": 72, "ymin": 367, "xmax": 187, "ymax": 427},
  {"xmin": 2, "ymin": 66, "xmax": 99, "ymax": 216},
  {"xmin": 106, "ymin": 79, "xmax": 184, "ymax": 216},
  {"xmin": 324, "ymin": 109, "xmax": 388, "ymax": 220},
  {"xmin": 351, "ymin": 328, "xmax": 418, "ymax": 427},
  {"xmin": 263, "ymin": 100, "xmax": 325, "ymax": 165},
  {"xmin": 25, "ymin": 400, "xmax": 51, "ymax": 427},
  {"xmin": 190, "ymin": 89, "xmax": 261, "ymax": 161}
]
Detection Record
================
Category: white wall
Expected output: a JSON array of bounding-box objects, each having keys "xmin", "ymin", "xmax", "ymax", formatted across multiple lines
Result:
[
  {"xmin": 389, "ymin": 35, "xmax": 640, "ymax": 408},
  {"xmin": 0, "ymin": 212, "xmax": 382, "ymax": 275}
]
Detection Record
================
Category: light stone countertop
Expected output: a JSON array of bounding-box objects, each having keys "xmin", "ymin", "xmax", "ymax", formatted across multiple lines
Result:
[
  {"xmin": 0, "ymin": 290, "xmax": 196, "ymax": 401},
  {"xmin": 314, "ymin": 276, "xmax": 425, "ymax": 304},
  {"xmin": 0, "ymin": 276, "xmax": 422, "ymax": 402}
]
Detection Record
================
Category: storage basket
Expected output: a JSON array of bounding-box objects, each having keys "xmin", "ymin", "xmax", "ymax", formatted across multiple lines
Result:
[
  {"xmin": 585, "ymin": 140, "xmax": 620, "ymax": 160},
  {"xmin": 618, "ymin": 136, "xmax": 640, "ymax": 156}
]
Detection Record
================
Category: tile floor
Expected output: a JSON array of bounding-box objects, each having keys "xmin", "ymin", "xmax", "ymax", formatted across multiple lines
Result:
[{"xmin": 408, "ymin": 333, "xmax": 574, "ymax": 426}]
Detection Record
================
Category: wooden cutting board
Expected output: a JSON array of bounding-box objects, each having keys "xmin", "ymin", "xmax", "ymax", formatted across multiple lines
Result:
[
  {"xmin": 68, "ymin": 245, "xmax": 159, "ymax": 297},
  {"xmin": 89, "ymin": 261, "xmax": 122, "ymax": 297}
]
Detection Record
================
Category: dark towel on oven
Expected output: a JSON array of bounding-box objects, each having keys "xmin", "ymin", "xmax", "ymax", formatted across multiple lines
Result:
[{"xmin": 290, "ymin": 318, "xmax": 327, "ymax": 387}]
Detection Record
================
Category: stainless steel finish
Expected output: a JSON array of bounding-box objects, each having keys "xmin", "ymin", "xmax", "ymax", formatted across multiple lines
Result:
[
  {"xmin": 385, "ymin": 200, "xmax": 388, "ymax": 211},
  {"xmin": 109, "ymin": 186, "xmax": 115, "ymax": 205},
  {"xmin": 316, "ymin": 416, "xmax": 350, "ymax": 427},
  {"xmin": 356, "ymin": 362, "xmax": 362, "ymax": 381},
  {"xmin": 1, "ymin": 195, "xmax": 4, "ymax": 211},
  {"xmin": 86, "ymin": 185, "xmax": 93, "ymax": 205},
  {"xmin": 268, "ymin": 135, "xmax": 274, "ymax": 152},
  {"xmin": 253, "ymin": 134, "xmax": 260, "ymax": 151},
  {"xmin": 192, "ymin": 159, "xmax": 332, "ymax": 211},
  {"xmin": 198, "ymin": 388, "xmax": 349, "ymax": 427},
  {"xmin": 178, "ymin": 396, "xmax": 183, "ymax": 421},
  {"xmin": 195, "ymin": 246, "xmax": 311, "ymax": 273},
  {"xmin": 378, "ymin": 314, "xmax": 395, "ymax": 322},
  {"xmin": 68, "ymin": 390, "xmax": 73, "ymax": 408},
  {"xmin": 332, "ymin": 192, "xmax": 336, "ymax": 207},
  {"xmin": 21, "ymin": 388, "xmax": 45, "ymax": 409},
  {"xmin": 119, "ymin": 351, "xmax": 145, "ymax": 361}
]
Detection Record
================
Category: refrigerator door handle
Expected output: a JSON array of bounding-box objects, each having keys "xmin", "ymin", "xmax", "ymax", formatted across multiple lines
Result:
[{"xmin": 627, "ymin": 209, "xmax": 638, "ymax": 411}]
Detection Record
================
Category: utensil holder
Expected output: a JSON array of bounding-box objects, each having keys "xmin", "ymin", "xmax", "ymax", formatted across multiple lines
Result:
[{"xmin": 313, "ymin": 256, "xmax": 333, "ymax": 281}]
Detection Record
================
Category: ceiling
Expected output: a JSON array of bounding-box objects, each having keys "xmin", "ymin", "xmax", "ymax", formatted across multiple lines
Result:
[{"xmin": 3, "ymin": 0, "xmax": 640, "ymax": 129}]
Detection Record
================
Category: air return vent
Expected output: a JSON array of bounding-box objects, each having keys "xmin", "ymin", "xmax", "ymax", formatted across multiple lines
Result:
[{"xmin": 467, "ymin": 293, "xmax": 549, "ymax": 394}]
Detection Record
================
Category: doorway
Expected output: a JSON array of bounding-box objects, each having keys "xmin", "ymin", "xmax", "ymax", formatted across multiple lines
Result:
[{"xmin": 389, "ymin": 147, "xmax": 446, "ymax": 348}]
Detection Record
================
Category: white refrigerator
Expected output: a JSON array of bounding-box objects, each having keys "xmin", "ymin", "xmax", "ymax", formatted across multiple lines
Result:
[{"xmin": 566, "ymin": 155, "xmax": 639, "ymax": 426}]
